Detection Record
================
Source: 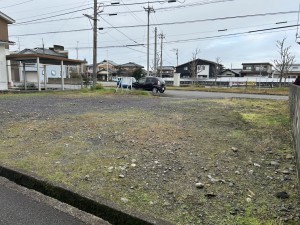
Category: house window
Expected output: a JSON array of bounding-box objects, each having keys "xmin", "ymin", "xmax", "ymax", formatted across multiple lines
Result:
[
  {"xmin": 184, "ymin": 66, "xmax": 188, "ymax": 71},
  {"xmin": 293, "ymin": 66, "xmax": 298, "ymax": 70},
  {"xmin": 197, "ymin": 65, "xmax": 205, "ymax": 71},
  {"xmin": 245, "ymin": 66, "xmax": 252, "ymax": 70},
  {"xmin": 255, "ymin": 66, "xmax": 261, "ymax": 71}
]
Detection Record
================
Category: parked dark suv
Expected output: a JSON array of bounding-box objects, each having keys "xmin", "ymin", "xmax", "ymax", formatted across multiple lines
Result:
[{"xmin": 132, "ymin": 76, "xmax": 166, "ymax": 93}]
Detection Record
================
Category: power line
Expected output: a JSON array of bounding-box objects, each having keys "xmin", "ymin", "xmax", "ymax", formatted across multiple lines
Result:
[
  {"xmin": 10, "ymin": 28, "xmax": 92, "ymax": 37},
  {"xmin": 63, "ymin": 24, "xmax": 300, "ymax": 49},
  {"xmin": 165, "ymin": 25, "xmax": 299, "ymax": 44},
  {"xmin": 105, "ymin": 10, "xmax": 298, "ymax": 29},
  {"xmin": 14, "ymin": 3, "xmax": 92, "ymax": 21},
  {"xmin": 0, "ymin": 0, "xmax": 34, "ymax": 9},
  {"xmin": 100, "ymin": 16, "xmax": 141, "ymax": 45},
  {"xmin": 36, "ymin": 10, "xmax": 300, "ymax": 29},
  {"xmin": 11, "ymin": 10, "xmax": 298, "ymax": 36},
  {"xmin": 12, "ymin": 0, "xmax": 234, "ymax": 26},
  {"xmin": 14, "ymin": 7, "xmax": 93, "ymax": 25}
]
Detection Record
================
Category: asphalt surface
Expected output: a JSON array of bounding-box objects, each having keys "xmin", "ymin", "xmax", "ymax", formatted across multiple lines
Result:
[
  {"xmin": 0, "ymin": 177, "xmax": 110, "ymax": 225},
  {"xmin": 163, "ymin": 90, "xmax": 288, "ymax": 100},
  {"xmin": 14, "ymin": 82, "xmax": 289, "ymax": 101},
  {"xmin": 100, "ymin": 82, "xmax": 289, "ymax": 100}
]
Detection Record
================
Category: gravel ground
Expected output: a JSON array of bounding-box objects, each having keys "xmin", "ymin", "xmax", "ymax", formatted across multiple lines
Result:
[{"xmin": 0, "ymin": 92, "xmax": 299, "ymax": 225}]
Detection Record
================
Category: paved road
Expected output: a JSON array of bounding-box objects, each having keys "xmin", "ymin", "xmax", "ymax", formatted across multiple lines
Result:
[
  {"xmin": 163, "ymin": 90, "xmax": 288, "ymax": 100},
  {"xmin": 0, "ymin": 177, "xmax": 110, "ymax": 225},
  {"xmin": 13, "ymin": 82, "xmax": 289, "ymax": 100}
]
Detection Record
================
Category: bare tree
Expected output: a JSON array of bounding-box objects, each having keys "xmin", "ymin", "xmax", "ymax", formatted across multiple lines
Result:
[
  {"xmin": 273, "ymin": 37, "xmax": 295, "ymax": 86},
  {"xmin": 214, "ymin": 57, "xmax": 222, "ymax": 86},
  {"xmin": 189, "ymin": 48, "xmax": 201, "ymax": 85},
  {"xmin": 151, "ymin": 54, "xmax": 160, "ymax": 76}
]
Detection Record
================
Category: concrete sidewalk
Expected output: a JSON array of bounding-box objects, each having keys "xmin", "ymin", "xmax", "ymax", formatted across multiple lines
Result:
[{"xmin": 0, "ymin": 177, "xmax": 111, "ymax": 225}]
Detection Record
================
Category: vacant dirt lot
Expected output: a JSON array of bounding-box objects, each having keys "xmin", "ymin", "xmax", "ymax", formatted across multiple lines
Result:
[{"xmin": 0, "ymin": 92, "xmax": 299, "ymax": 225}]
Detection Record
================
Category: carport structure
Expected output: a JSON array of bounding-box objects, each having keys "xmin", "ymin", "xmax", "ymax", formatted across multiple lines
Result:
[{"xmin": 6, "ymin": 50, "xmax": 84, "ymax": 91}]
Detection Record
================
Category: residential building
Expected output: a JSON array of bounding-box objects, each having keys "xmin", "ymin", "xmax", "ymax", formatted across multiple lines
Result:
[
  {"xmin": 241, "ymin": 62, "xmax": 273, "ymax": 77},
  {"xmin": 157, "ymin": 66, "xmax": 175, "ymax": 78},
  {"xmin": 8, "ymin": 45, "xmax": 84, "ymax": 91},
  {"xmin": 86, "ymin": 60, "xmax": 118, "ymax": 81},
  {"xmin": 0, "ymin": 11, "xmax": 15, "ymax": 90},
  {"xmin": 273, "ymin": 64, "xmax": 300, "ymax": 78},
  {"xmin": 11, "ymin": 47, "xmax": 69, "ymax": 83},
  {"xmin": 175, "ymin": 59, "xmax": 219, "ymax": 79},
  {"xmin": 220, "ymin": 69, "xmax": 241, "ymax": 77},
  {"xmin": 117, "ymin": 62, "xmax": 144, "ymax": 77}
]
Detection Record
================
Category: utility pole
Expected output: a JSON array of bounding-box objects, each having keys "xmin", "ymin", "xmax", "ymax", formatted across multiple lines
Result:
[
  {"xmin": 144, "ymin": 4, "xmax": 155, "ymax": 76},
  {"xmin": 154, "ymin": 27, "xmax": 157, "ymax": 75},
  {"xmin": 92, "ymin": 0, "xmax": 98, "ymax": 86},
  {"xmin": 175, "ymin": 49, "xmax": 178, "ymax": 66},
  {"xmin": 76, "ymin": 41, "xmax": 79, "ymax": 59},
  {"xmin": 106, "ymin": 50, "xmax": 109, "ymax": 81},
  {"xmin": 172, "ymin": 48, "xmax": 178, "ymax": 66},
  {"xmin": 84, "ymin": 2, "xmax": 104, "ymax": 85},
  {"xmin": 159, "ymin": 33, "xmax": 165, "ymax": 77},
  {"xmin": 17, "ymin": 37, "xmax": 20, "ymax": 52}
]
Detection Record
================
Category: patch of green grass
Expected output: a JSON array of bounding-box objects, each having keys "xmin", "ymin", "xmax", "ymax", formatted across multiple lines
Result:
[{"xmin": 241, "ymin": 113, "xmax": 289, "ymax": 127}]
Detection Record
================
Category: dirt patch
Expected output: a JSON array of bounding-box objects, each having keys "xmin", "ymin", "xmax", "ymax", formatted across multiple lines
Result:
[{"xmin": 0, "ymin": 93, "xmax": 299, "ymax": 225}]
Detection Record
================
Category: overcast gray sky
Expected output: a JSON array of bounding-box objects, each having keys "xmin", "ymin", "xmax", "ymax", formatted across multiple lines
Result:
[{"xmin": 1, "ymin": 0, "xmax": 300, "ymax": 69}]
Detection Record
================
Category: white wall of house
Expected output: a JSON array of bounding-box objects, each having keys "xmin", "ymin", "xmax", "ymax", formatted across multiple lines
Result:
[
  {"xmin": 20, "ymin": 64, "xmax": 67, "ymax": 82},
  {"xmin": 5, "ymin": 49, "xmax": 13, "ymax": 87},
  {"xmin": 197, "ymin": 64, "xmax": 210, "ymax": 78},
  {"xmin": 0, "ymin": 44, "xmax": 8, "ymax": 90}
]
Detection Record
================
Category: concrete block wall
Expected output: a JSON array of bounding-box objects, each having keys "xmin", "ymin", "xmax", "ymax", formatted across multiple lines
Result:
[{"xmin": 289, "ymin": 84, "xmax": 300, "ymax": 181}]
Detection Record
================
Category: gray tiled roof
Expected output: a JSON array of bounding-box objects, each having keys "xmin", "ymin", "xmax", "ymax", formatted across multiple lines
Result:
[
  {"xmin": 176, "ymin": 58, "xmax": 219, "ymax": 68},
  {"xmin": 102, "ymin": 60, "xmax": 118, "ymax": 66},
  {"xmin": 121, "ymin": 62, "xmax": 143, "ymax": 68},
  {"xmin": 18, "ymin": 48, "xmax": 67, "ymax": 58}
]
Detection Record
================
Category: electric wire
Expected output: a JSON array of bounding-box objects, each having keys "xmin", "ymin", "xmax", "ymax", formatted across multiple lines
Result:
[
  {"xmin": 0, "ymin": 0, "xmax": 34, "ymax": 9},
  {"xmin": 12, "ymin": 0, "xmax": 235, "ymax": 26},
  {"xmin": 63, "ymin": 24, "xmax": 299, "ymax": 49},
  {"xmin": 10, "ymin": 10, "xmax": 299, "ymax": 36}
]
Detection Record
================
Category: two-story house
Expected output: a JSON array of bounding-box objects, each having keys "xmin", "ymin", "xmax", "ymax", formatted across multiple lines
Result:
[
  {"xmin": 156, "ymin": 66, "xmax": 175, "ymax": 78},
  {"xmin": 86, "ymin": 60, "xmax": 118, "ymax": 81},
  {"xmin": 117, "ymin": 62, "xmax": 144, "ymax": 77},
  {"xmin": 273, "ymin": 64, "xmax": 300, "ymax": 79},
  {"xmin": 176, "ymin": 59, "xmax": 219, "ymax": 79},
  {"xmin": 241, "ymin": 62, "xmax": 273, "ymax": 77},
  {"xmin": 0, "ymin": 11, "xmax": 15, "ymax": 90}
]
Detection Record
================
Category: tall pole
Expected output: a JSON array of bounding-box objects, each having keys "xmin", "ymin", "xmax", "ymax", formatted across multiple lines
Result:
[
  {"xmin": 176, "ymin": 48, "xmax": 178, "ymax": 66},
  {"xmin": 76, "ymin": 41, "xmax": 79, "ymax": 59},
  {"xmin": 106, "ymin": 50, "xmax": 109, "ymax": 81},
  {"xmin": 144, "ymin": 4, "xmax": 155, "ymax": 76},
  {"xmin": 154, "ymin": 27, "xmax": 157, "ymax": 75},
  {"xmin": 92, "ymin": 0, "xmax": 98, "ymax": 86},
  {"xmin": 159, "ymin": 33, "xmax": 165, "ymax": 77}
]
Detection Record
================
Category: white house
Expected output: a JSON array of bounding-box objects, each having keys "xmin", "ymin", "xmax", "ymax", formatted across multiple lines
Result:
[{"xmin": 0, "ymin": 11, "xmax": 15, "ymax": 90}]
